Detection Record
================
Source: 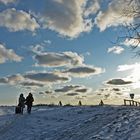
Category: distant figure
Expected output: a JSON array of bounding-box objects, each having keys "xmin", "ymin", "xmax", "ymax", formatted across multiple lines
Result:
[
  {"xmin": 78, "ymin": 100, "xmax": 82, "ymax": 106},
  {"xmin": 18, "ymin": 93, "xmax": 26, "ymax": 114},
  {"xmin": 99, "ymin": 100, "xmax": 104, "ymax": 106},
  {"xmin": 26, "ymin": 93, "xmax": 34, "ymax": 114},
  {"xmin": 130, "ymin": 93, "xmax": 134, "ymax": 100},
  {"xmin": 59, "ymin": 101, "xmax": 62, "ymax": 106}
]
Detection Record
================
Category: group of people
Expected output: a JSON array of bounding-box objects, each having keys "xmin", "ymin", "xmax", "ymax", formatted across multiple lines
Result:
[{"xmin": 18, "ymin": 92, "xmax": 34, "ymax": 114}]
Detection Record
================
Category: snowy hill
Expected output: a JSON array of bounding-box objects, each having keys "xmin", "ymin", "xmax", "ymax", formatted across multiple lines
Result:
[{"xmin": 0, "ymin": 105, "xmax": 140, "ymax": 140}]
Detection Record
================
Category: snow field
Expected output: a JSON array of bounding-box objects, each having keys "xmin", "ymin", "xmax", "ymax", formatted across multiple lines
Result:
[{"xmin": 0, "ymin": 106, "xmax": 140, "ymax": 140}]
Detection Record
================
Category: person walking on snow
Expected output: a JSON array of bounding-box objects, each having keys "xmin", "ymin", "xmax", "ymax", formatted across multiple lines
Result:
[
  {"xmin": 26, "ymin": 92, "xmax": 34, "ymax": 114},
  {"xmin": 18, "ymin": 93, "xmax": 26, "ymax": 114}
]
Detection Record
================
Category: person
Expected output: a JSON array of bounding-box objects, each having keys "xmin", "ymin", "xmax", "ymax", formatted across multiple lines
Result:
[
  {"xmin": 59, "ymin": 101, "xmax": 62, "ymax": 106},
  {"xmin": 18, "ymin": 93, "xmax": 26, "ymax": 114},
  {"xmin": 78, "ymin": 100, "xmax": 82, "ymax": 106},
  {"xmin": 26, "ymin": 92, "xmax": 34, "ymax": 114},
  {"xmin": 99, "ymin": 100, "xmax": 104, "ymax": 106}
]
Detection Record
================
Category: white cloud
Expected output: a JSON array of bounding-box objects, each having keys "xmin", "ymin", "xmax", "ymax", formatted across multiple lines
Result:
[
  {"xmin": 34, "ymin": 52, "xmax": 84, "ymax": 67},
  {"xmin": 0, "ymin": 78, "xmax": 8, "ymax": 84},
  {"xmin": 106, "ymin": 78, "xmax": 132, "ymax": 85},
  {"xmin": 20, "ymin": 81, "xmax": 44, "ymax": 88},
  {"xmin": 44, "ymin": 40, "xmax": 51, "ymax": 45},
  {"xmin": 0, "ymin": 73, "xmax": 46, "ymax": 89},
  {"xmin": 117, "ymin": 63, "xmax": 140, "ymax": 89},
  {"xmin": 0, "ymin": 8, "xmax": 39, "ymax": 32},
  {"xmin": 41, "ymin": 0, "xmax": 95, "ymax": 38},
  {"xmin": 75, "ymin": 88, "xmax": 88, "ymax": 93},
  {"xmin": 7, "ymin": 74, "xmax": 24, "ymax": 84},
  {"xmin": 55, "ymin": 85, "xmax": 80, "ymax": 93},
  {"xmin": 84, "ymin": 0, "xmax": 100, "ymax": 17},
  {"xmin": 24, "ymin": 72, "xmax": 70, "ymax": 84},
  {"xmin": 54, "ymin": 84, "xmax": 91, "ymax": 96},
  {"xmin": 64, "ymin": 65, "xmax": 104, "ymax": 77},
  {"xmin": 0, "ymin": 0, "xmax": 16, "ymax": 5},
  {"xmin": 107, "ymin": 46, "xmax": 124, "ymax": 54},
  {"xmin": 66, "ymin": 93, "xmax": 79, "ymax": 96},
  {"xmin": 0, "ymin": 44, "xmax": 22, "ymax": 64},
  {"xmin": 45, "ymin": 90, "xmax": 52, "ymax": 94},
  {"xmin": 117, "ymin": 64, "xmax": 137, "ymax": 72},
  {"xmin": 95, "ymin": 0, "xmax": 135, "ymax": 31},
  {"xmin": 118, "ymin": 63, "xmax": 140, "ymax": 82},
  {"xmin": 95, "ymin": 87, "xmax": 131, "ymax": 102},
  {"xmin": 0, "ymin": 71, "xmax": 70, "ymax": 86},
  {"xmin": 30, "ymin": 44, "xmax": 45, "ymax": 54},
  {"xmin": 0, "ymin": 74, "xmax": 24, "ymax": 85},
  {"xmin": 30, "ymin": 40, "xmax": 52, "ymax": 54}
]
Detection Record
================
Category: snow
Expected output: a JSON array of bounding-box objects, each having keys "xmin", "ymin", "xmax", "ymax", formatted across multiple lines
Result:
[{"xmin": 0, "ymin": 105, "xmax": 140, "ymax": 140}]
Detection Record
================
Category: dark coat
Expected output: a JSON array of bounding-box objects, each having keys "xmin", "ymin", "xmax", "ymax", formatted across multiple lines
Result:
[
  {"xmin": 18, "ymin": 96, "xmax": 26, "ymax": 108},
  {"xmin": 26, "ymin": 95, "xmax": 34, "ymax": 106}
]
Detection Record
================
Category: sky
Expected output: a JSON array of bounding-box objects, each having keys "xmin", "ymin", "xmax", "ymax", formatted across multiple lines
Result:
[{"xmin": 0, "ymin": 0, "xmax": 140, "ymax": 105}]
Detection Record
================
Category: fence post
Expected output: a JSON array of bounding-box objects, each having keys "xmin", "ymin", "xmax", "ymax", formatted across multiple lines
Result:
[
  {"xmin": 130, "ymin": 100, "xmax": 131, "ymax": 106},
  {"xmin": 132, "ymin": 100, "xmax": 134, "ymax": 106}
]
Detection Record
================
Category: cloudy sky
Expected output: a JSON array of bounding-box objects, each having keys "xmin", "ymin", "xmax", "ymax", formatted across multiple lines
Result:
[{"xmin": 0, "ymin": 0, "xmax": 139, "ymax": 105}]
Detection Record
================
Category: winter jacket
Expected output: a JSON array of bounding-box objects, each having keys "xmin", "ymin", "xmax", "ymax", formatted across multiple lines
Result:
[
  {"xmin": 26, "ymin": 95, "xmax": 34, "ymax": 107},
  {"xmin": 18, "ymin": 96, "xmax": 26, "ymax": 108}
]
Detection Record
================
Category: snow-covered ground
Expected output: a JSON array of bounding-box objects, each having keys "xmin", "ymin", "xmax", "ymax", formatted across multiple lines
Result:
[{"xmin": 0, "ymin": 105, "xmax": 140, "ymax": 140}]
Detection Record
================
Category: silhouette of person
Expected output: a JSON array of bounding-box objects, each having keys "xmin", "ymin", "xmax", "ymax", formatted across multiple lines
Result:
[
  {"xmin": 26, "ymin": 93, "xmax": 34, "ymax": 114},
  {"xmin": 59, "ymin": 101, "xmax": 62, "ymax": 106},
  {"xmin": 99, "ymin": 100, "xmax": 104, "ymax": 106},
  {"xmin": 78, "ymin": 100, "xmax": 82, "ymax": 106},
  {"xmin": 18, "ymin": 93, "xmax": 26, "ymax": 114}
]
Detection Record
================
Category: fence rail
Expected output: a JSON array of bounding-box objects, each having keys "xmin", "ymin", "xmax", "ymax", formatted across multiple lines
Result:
[{"xmin": 124, "ymin": 99, "xmax": 140, "ymax": 106}]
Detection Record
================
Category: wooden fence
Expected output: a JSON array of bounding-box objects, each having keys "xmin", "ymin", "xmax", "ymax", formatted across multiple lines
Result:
[{"xmin": 124, "ymin": 99, "xmax": 140, "ymax": 106}]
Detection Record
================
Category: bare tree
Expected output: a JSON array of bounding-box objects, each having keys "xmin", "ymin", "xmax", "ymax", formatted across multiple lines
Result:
[{"xmin": 117, "ymin": 0, "xmax": 140, "ymax": 54}]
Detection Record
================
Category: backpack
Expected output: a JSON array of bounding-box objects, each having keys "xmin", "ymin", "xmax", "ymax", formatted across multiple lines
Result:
[{"xmin": 15, "ymin": 106, "xmax": 21, "ymax": 114}]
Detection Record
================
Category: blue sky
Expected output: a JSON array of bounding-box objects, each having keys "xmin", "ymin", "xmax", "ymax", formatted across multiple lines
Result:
[{"xmin": 0, "ymin": 0, "xmax": 139, "ymax": 105}]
